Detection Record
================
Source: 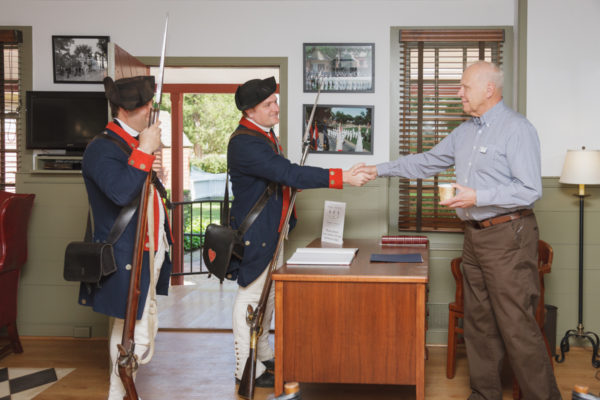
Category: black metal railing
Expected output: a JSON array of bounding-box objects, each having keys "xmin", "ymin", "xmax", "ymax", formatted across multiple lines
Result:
[{"xmin": 169, "ymin": 198, "xmax": 230, "ymax": 276}]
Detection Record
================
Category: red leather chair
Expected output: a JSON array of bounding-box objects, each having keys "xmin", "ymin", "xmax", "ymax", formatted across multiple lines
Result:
[
  {"xmin": 446, "ymin": 240, "xmax": 554, "ymax": 400},
  {"xmin": 0, "ymin": 191, "xmax": 35, "ymax": 359}
]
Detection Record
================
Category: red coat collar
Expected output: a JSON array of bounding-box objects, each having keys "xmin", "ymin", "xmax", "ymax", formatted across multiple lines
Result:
[{"xmin": 106, "ymin": 121, "xmax": 139, "ymax": 150}]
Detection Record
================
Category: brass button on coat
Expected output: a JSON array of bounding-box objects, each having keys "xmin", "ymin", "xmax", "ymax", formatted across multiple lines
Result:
[
  {"xmin": 245, "ymin": 240, "xmax": 251, "ymax": 246},
  {"xmin": 125, "ymin": 264, "xmax": 132, "ymax": 270}
]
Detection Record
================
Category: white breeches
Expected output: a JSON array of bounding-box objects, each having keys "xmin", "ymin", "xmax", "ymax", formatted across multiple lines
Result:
[
  {"xmin": 232, "ymin": 251, "xmax": 283, "ymax": 380},
  {"xmin": 107, "ymin": 193, "xmax": 168, "ymax": 400}
]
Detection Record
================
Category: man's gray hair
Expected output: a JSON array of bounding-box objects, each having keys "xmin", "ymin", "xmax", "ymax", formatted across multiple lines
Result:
[{"xmin": 469, "ymin": 60, "xmax": 504, "ymax": 89}]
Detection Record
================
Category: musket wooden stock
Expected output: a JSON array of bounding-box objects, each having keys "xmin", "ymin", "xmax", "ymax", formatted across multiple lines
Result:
[
  {"xmin": 238, "ymin": 329, "xmax": 258, "ymax": 399},
  {"xmin": 238, "ymin": 87, "xmax": 321, "ymax": 399},
  {"xmin": 117, "ymin": 172, "xmax": 152, "ymax": 400}
]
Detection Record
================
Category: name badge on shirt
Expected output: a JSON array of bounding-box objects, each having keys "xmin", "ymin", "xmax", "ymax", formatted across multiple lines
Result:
[{"xmin": 479, "ymin": 146, "xmax": 488, "ymax": 154}]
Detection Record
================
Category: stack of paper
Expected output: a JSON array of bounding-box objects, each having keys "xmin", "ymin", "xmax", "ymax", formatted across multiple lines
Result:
[{"xmin": 286, "ymin": 247, "xmax": 358, "ymax": 266}]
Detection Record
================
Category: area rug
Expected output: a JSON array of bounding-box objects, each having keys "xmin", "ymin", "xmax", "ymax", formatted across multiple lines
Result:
[{"xmin": 0, "ymin": 368, "xmax": 74, "ymax": 400}]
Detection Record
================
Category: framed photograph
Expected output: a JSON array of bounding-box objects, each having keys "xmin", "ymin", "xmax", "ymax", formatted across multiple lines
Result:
[
  {"xmin": 52, "ymin": 35, "xmax": 109, "ymax": 84},
  {"xmin": 302, "ymin": 104, "xmax": 373, "ymax": 154},
  {"xmin": 303, "ymin": 43, "xmax": 374, "ymax": 93}
]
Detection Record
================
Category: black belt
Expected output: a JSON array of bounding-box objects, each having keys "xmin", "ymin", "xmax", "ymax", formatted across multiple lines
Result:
[{"xmin": 469, "ymin": 209, "xmax": 534, "ymax": 229}]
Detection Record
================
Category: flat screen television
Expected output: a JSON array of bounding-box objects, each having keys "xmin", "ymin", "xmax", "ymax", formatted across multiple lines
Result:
[{"xmin": 26, "ymin": 91, "xmax": 108, "ymax": 153}]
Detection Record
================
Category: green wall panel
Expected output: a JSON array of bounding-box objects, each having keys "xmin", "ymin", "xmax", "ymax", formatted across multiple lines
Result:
[{"xmin": 13, "ymin": 173, "xmax": 600, "ymax": 348}]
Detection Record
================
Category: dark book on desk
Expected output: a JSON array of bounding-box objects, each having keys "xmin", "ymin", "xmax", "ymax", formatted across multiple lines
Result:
[{"xmin": 370, "ymin": 253, "xmax": 423, "ymax": 263}]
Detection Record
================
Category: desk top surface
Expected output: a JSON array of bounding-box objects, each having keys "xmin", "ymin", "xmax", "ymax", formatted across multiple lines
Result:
[{"xmin": 273, "ymin": 238, "xmax": 429, "ymax": 283}]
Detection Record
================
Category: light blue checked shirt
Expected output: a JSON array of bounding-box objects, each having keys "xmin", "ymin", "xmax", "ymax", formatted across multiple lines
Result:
[{"xmin": 376, "ymin": 100, "xmax": 542, "ymax": 221}]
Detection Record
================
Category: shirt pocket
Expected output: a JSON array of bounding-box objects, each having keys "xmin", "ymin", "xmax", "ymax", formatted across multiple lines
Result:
[{"xmin": 475, "ymin": 144, "xmax": 506, "ymax": 176}]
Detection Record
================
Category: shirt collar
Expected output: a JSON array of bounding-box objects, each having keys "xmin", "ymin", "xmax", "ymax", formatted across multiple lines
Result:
[
  {"xmin": 114, "ymin": 118, "xmax": 140, "ymax": 136},
  {"xmin": 474, "ymin": 99, "xmax": 505, "ymax": 127},
  {"xmin": 246, "ymin": 117, "xmax": 271, "ymax": 133}
]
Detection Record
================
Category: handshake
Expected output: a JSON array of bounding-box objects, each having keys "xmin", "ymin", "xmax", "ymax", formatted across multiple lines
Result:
[{"xmin": 342, "ymin": 163, "xmax": 378, "ymax": 187}]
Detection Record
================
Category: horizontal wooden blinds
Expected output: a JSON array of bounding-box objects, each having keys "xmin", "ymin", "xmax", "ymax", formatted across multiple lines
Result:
[
  {"xmin": 397, "ymin": 29, "xmax": 504, "ymax": 232},
  {"xmin": 1, "ymin": 30, "xmax": 23, "ymax": 192}
]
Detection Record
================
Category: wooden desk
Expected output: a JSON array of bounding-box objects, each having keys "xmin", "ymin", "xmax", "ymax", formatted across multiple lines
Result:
[{"xmin": 273, "ymin": 239, "xmax": 429, "ymax": 399}]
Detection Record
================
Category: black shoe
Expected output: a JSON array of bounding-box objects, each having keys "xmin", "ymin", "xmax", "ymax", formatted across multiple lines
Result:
[
  {"xmin": 262, "ymin": 358, "xmax": 275, "ymax": 372},
  {"xmin": 235, "ymin": 371, "xmax": 275, "ymax": 388}
]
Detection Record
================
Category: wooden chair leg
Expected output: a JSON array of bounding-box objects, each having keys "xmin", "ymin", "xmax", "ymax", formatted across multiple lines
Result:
[
  {"xmin": 7, "ymin": 322, "xmax": 23, "ymax": 353},
  {"xmin": 512, "ymin": 379, "xmax": 522, "ymax": 400},
  {"xmin": 447, "ymin": 311, "xmax": 457, "ymax": 379}
]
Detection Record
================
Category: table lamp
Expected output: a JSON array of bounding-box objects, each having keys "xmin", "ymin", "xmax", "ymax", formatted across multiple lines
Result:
[{"xmin": 555, "ymin": 147, "xmax": 600, "ymax": 367}]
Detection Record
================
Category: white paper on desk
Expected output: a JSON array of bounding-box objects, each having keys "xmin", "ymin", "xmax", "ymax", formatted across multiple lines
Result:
[
  {"xmin": 321, "ymin": 200, "xmax": 346, "ymax": 245},
  {"xmin": 286, "ymin": 247, "xmax": 358, "ymax": 265}
]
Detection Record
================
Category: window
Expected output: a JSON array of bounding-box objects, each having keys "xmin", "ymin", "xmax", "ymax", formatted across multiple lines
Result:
[
  {"xmin": 397, "ymin": 29, "xmax": 504, "ymax": 232},
  {"xmin": 0, "ymin": 30, "xmax": 23, "ymax": 193}
]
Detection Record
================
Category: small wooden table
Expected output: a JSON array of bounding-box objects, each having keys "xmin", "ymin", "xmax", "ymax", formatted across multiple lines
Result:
[{"xmin": 273, "ymin": 238, "xmax": 429, "ymax": 399}]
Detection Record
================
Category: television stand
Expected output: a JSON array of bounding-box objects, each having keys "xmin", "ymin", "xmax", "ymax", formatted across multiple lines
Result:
[{"xmin": 33, "ymin": 154, "xmax": 83, "ymax": 173}]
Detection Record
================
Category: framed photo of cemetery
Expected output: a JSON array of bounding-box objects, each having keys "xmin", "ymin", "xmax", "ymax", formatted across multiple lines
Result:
[
  {"xmin": 302, "ymin": 104, "xmax": 373, "ymax": 155},
  {"xmin": 303, "ymin": 43, "xmax": 374, "ymax": 93},
  {"xmin": 52, "ymin": 35, "xmax": 110, "ymax": 84}
]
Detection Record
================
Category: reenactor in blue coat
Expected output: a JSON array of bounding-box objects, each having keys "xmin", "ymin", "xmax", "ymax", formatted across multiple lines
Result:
[
  {"xmin": 229, "ymin": 76, "xmax": 370, "ymax": 387},
  {"xmin": 79, "ymin": 75, "xmax": 172, "ymax": 399}
]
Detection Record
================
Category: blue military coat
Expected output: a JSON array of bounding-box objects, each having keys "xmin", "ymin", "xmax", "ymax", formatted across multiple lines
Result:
[
  {"xmin": 227, "ymin": 120, "xmax": 342, "ymax": 287},
  {"xmin": 78, "ymin": 121, "xmax": 172, "ymax": 320}
]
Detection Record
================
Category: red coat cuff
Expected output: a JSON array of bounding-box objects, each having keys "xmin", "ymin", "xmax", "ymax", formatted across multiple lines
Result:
[
  {"xmin": 328, "ymin": 168, "xmax": 343, "ymax": 189},
  {"xmin": 128, "ymin": 149, "xmax": 155, "ymax": 172}
]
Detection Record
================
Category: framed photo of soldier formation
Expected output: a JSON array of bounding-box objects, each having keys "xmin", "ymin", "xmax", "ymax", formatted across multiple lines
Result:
[
  {"xmin": 303, "ymin": 43, "xmax": 375, "ymax": 93},
  {"xmin": 52, "ymin": 35, "xmax": 110, "ymax": 84},
  {"xmin": 302, "ymin": 104, "xmax": 373, "ymax": 155}
]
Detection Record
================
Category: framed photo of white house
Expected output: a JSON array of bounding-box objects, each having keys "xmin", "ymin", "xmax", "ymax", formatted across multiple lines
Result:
[
  {"xmin": 52, "ymin": 35, "xmax": 109, "ymax": 84},
  {"xmin": 302, "ymin": 104, "xmax": 373, "ymax": 154},
  {"xmin": 303, "ymin": 43, "xmax": 374, "ymax": 93}
]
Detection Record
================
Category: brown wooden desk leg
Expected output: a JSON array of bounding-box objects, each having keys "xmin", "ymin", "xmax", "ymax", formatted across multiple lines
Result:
[
  {"xmin": 416, "ymin": 284, "xmax": 426, "ymax": 400},
  {"xmin": 275, "ymin": 281, "xmax": 284, "ymax": 396}
]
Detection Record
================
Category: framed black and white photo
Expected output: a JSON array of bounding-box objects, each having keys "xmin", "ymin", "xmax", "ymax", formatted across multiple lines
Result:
[
  {"xmin": 303, "ymin": 43, "xmax": 374, "ymax": 93},
  {"xmin": 302, "ymin": 104, "xmax": 373, "ymax": 154},
  {"xmin": 52, "ymin": 35, "xmax": 109, "ymax": 84}
]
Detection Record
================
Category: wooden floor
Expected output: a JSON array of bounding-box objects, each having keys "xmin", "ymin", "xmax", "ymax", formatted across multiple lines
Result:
[
  {"xmin": 2, "ymin": 277, "xmax": 600, "ymax": 399},
  {"xmin": 1, "ymin": 335, "xmax": 600, "ymax": 399}
]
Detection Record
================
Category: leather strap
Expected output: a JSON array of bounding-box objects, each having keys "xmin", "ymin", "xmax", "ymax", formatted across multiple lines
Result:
[
  {"xmin": 237, "ymin": 182, "xmax": 277, "ymax": 237},
  {"xmin": 83, "ymin": 197, "xmax": 139, "ymax": 245},
  {"xmin": 224, "ymin": 127, "xmax": 279, "ymax": 235},
  {"xmin": 472, "ymin": 208, "xmax": 534, "ymax": 229},
  {"xmin": 230, "ymin": 127, "xmax": 278, "ymax": 153},
  {"xmin": 81, "ymin": 132, "xmax": 145, "ymax": 245}
]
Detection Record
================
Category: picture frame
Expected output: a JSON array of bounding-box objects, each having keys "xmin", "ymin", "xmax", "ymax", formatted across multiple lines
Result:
[
  {"xmin": 302, "ymin": 104, "xmax": 373, "ymax": 154},
  {"xmin": 303, "ymin": 43, "xmax": 375, "ymax": 93},
  {"xmin": 52, "ymin": 35, "xmax": 110, "ymax": 84}
]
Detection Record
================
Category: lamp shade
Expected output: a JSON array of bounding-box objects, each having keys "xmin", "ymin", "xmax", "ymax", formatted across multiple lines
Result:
[{"xmin": 559, "ymin": 149, "xmax": 600, "ymax": 185}]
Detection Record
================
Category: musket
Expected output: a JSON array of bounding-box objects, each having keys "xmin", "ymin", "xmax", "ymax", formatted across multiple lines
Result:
[
  {"xmin": 117, "ymin": 14, "xmax": 168, "ymax": 400},
  {"xmin": 238, "ymin": 84, "xmax": 321, "ymax": 399}
]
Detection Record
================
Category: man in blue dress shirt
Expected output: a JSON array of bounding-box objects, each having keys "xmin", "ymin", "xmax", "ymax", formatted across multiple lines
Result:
[{"xmin": 360, "ymin": 61, "xmax": 561, "ymax": 400}]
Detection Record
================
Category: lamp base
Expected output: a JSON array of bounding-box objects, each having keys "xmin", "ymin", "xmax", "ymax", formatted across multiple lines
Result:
[{"xmin": 555, "ymin": 323, "xmax": 600, "ymax": 367}]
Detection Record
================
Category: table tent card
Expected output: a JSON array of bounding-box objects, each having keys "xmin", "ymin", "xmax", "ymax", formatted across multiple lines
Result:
[{"xmin": 321, "ymin": 200, "xmax": 346, "ymax": 245}]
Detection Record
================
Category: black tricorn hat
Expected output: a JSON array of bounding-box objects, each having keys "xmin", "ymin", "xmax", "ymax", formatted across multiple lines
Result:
[
  {"xmin": 235, "ymin": 76, "xmax": 277, "ymax": 111},
  {"xmin": 103, "ymin": 76, "xmax": 155, "ymax": 110}
]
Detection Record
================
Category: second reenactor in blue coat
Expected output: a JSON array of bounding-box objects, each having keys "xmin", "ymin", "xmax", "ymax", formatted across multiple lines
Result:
[{"xmin": 229, "ymin": 76, "xmax": 370, "ymax": 387}]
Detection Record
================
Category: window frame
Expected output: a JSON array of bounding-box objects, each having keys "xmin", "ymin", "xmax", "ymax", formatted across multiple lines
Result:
[{"xmin": 0, "ymin": 26, "xmax": 31, "ymax": 192}]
